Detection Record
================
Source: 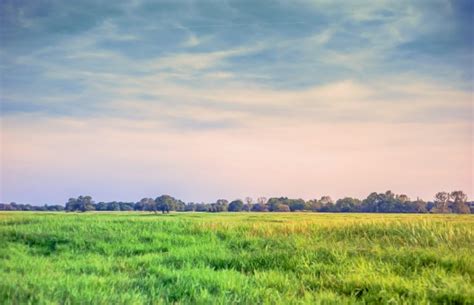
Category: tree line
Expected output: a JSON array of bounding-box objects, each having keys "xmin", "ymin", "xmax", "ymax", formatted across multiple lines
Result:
[{"xmin": 0, "ymin": 190, "xmax": 471, "ymax": 214}]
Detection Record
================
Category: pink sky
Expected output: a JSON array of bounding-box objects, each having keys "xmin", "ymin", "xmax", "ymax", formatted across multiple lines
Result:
[{"xmin": 1, "ymin": 79, "xmax": 472, "ymax": 204}]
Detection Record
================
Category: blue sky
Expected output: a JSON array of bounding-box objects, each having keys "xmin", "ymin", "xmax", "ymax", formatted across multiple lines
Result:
[{"xmin": 1, "ymin": 0, "xmax": 473, "ymax": 204}]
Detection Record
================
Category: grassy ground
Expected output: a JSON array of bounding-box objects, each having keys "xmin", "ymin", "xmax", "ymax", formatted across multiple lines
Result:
[{"xmin": 0, "ymin": 212, "xmax": 473, "ymax": 304}]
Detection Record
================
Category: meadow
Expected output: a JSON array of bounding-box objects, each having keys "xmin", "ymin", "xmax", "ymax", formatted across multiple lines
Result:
[{"xmin": 0, "ymin": 212, "xmax": 473, "ymax": 305}]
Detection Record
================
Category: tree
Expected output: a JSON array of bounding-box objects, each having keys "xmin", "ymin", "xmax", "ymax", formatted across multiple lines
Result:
[
  {"xmin": 228, "ymin": 199, "xmax": 244, "ymax": 212},
  {"xmin": 411, "ymin": 198, "xmax": 428, "ymax": 213},
  {"xmin": 379, "ymin": 191, "xmax": 397, "ymax": 212},
  {"xmin": 79, "ymin": 196, "xmax": 95, "ymax": 212},
  {"xmin": 215, "ymin": 199, "xmax": 229, "ymax": 212},
  {"xmin": 107, "ymin": 201, "xmax": 121, "ymax": 211},
  {"xmin": 65, "ymin": 196, "xmax": 94, "ymax": 212},
  {"xmin": 360, "ymin": 192, "xmax": 379, "ymax": 212},
  {"xmin": 433, "ymin": 192, "xmax": 451, "ymax": 213},
  {"xmin": 195, "ymin": 203, "xmax": 209, "ymax": 212},
  {"xmin": 65, "ymin": 198, "xmax": 76, "ymax": 212},
  {"xmin": 155, "ymin": 195, "xmax": 184, "ymax": 214},
  {"xmin": 48, "ymin": 205, "xmax": 64, "ymax": 211},
  {"xmin": 209, "ymin": 200, "xmax": 228, "ymax": 212},
  {"xmin": 360, "ymin": 191, "xmax": 403, "ymax": 213},
  {"xmin": 267, "ymin": 197, "xmax": 305, "ymax": 212},
  {"xmin": 288, "ymin": 199, "xmax": 306, "ymax": 211},
  {"xmin": 267, "ymin": 197, "xmax": 284, "ymax": 212},
  {"xmin": 251, "ymin": 203, "xmax": 269, "ymax": 212},
  {"xmin": 7, "ymin": 189, "xmax": 470, "ymax": 214},
  {"xmin": 306, "ymin": 199, "xmax": 322, "ymax": 212},
  {"xmin": 393, "ymin": 194, "xmax": 412, "ymax": 213},
  {"xmin": 136, "ymin": 198, "xmax": 156, "ymax": 212},
  {"xmin": 396, "ymin": 194, "xmax": 410, "ymax": 203},
  {"xmin": 119, "ymin": 202, "xmax": 134, "ymax": 211},
  {"xmin": 244, "ymin": 197, "xmax": 253, "ymax": 212},
  {"xmin": 318, "ymin": 196, "xmax": 334, "ymax": 212},
  {"xmin": 96, "ymin": 202, "xmax": 108, "ymax": 211},
  {"xmin": 335, "ymin": 197, "xmax": 361, "ymax": 212},
  {"xmin": 450, "ymin": 191, "xmax": 470, "ymax": 214},
  {"xmin": 274, "ymin": 204, "xmax": 290, "ymax": 212},
  {"xmin": 184, "ymin": 202, "xmax": 196, "ymax": 212},
  {"xmin": 175, "ymin": 200, "xmax": 185, "ymax": 211}
]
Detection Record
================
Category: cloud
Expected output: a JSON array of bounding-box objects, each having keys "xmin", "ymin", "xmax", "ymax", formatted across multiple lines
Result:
[
  {"xmin": 182, "ymin": 33, "xmax": 201, "ymax": 47},
  {"xmin": 150, "ymin": 45, "xmax": 263, "ymax": 73},
  {"xmin": 1, "ymin": 0, "xmax": 472, "ymax": 203}
]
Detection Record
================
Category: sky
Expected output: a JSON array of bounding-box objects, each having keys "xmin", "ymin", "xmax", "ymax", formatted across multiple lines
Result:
[{"xmin": 0, "ymin": 0, "xmax": 473, "ymax": 205}]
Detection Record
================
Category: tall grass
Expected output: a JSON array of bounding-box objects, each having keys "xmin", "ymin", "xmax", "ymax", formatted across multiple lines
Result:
[{"xmin": 0, "ymin": 212, "xmax": 473, "ymax": 304}]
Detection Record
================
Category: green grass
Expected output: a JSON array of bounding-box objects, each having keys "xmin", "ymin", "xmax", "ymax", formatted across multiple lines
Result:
[{"xmin": 0, "ymin": 212, "xmax": 473, "ymax": 304}]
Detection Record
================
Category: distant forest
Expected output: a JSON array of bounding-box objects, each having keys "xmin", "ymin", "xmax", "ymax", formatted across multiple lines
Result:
[{"xmin": 1, "ymin": 190, "xmax": 472, "ymax": 214}]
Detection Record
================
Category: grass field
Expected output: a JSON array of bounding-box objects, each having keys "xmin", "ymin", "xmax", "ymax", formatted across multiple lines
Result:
[{"xmin": 0, "ymin": 212, "xmax": 473, "ymax": 304}]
